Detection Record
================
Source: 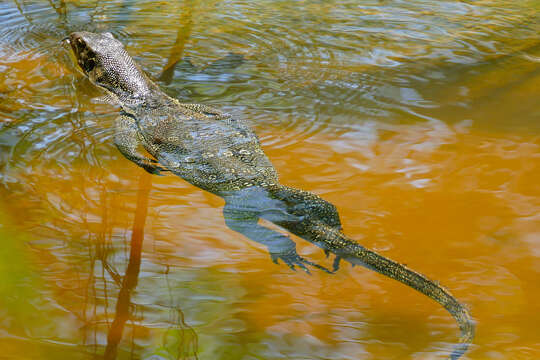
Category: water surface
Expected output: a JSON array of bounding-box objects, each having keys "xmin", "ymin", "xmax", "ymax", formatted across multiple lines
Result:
[{"xmin": 0, "ymin": 0, "xmax": 539, "ymax": 359}]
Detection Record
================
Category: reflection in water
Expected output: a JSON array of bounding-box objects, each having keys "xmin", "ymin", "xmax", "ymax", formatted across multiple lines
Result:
[
  {"xmin": 104, "ymin": 172, "xmax": 148, "ymax": 359},
  {"xmin": 159, "ymin": 0, "xmax": 195, "ymax": 84},
  {"xmin": 0, "ymin": 0, "xmax": 539, "ymax": 359},
  {"xmin": 101, "ymin": 171, "xmax": 198, "ymax": 359},
  {"xmin": 46, "ymin": 0, "xmax": 67, "ymax": 20}
]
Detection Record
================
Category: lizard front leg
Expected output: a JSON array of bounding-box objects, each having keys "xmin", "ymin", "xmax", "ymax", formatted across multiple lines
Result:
[{"xmin": 114, "ymin": 115, "xmax": 168, "ymax": 175}]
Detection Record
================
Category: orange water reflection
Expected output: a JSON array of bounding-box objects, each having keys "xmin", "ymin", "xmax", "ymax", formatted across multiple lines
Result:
[{"xmin": 1, "ymin": 121, "xmax": 539, "ymax": 359}]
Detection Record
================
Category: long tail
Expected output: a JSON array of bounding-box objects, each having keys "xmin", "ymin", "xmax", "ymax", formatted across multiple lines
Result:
[
  {"xmin": 305, "ymin": 223, "xmax": 475, "ymax": 359},
  {"xmin": 264, "ymin": 184, "xmax": 474, "ymax": 357}
]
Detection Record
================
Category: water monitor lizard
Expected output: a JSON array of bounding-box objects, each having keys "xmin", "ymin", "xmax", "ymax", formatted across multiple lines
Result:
[{"xmin": 65, "ymin": 31, "xmax": 475, "ymax": 359}]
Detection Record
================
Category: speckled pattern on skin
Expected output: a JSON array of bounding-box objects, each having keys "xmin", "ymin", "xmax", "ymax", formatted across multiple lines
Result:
[{"xmin": 67, "ymin": 31, "xmax": 474, "ymax": 359}]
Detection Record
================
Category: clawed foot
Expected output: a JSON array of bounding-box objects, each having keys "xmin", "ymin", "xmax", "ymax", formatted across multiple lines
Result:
[
  {"xmin": 270, "ymin": 249, "xmax": 333, "ymax": 274},
  {"xmin": 324, "ymin": 249, "xmax": 344, "ymax": 272},
  {"xmin": 141, "ymin": 161, "xmax": 170, "ymax": 176},
  {"xmin": 332, "ymin": 255, "xmax": 342, "ymax": 272}
]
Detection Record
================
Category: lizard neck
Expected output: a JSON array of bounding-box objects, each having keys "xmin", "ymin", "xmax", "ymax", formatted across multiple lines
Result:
[{"xmin": 95, "ymin": 57, "xmax": 159, "ymax": 107}]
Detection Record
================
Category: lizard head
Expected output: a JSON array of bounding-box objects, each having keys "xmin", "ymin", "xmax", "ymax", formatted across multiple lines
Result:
[{"xmin": 66, "ymin": 31, "xmax": 150, "ymax": 98}]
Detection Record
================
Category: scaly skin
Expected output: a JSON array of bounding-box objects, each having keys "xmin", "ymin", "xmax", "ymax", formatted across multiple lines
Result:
[{"xmin": 66, "ymin": 31, "xmax": 475, "ymax": 359}]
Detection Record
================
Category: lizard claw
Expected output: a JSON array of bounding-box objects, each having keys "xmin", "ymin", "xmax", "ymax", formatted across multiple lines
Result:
[
  {"xmin": 332, "ymin": 255, "xmax": 343, "ymax": 272},
  {"xmin": 270, "ymin": 249, "xmax": 333, "ymax": 274},
  {"xmin": 142, "ymin": 163, "xmax": 170, "ymax": 176}
]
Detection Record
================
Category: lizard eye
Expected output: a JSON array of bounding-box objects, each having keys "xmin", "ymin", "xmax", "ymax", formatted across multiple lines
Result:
[
  {"xmin": 75, "ymin": 37, "xmax": 86, "ymax": 52},
  {"xmin": 84, "ymin": 58, "xmax": 96, "ymax": 72}
]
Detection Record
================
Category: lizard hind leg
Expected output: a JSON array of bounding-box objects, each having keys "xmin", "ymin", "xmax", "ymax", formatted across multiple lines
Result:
[
  {"xmin": 222, "ymin": 188, "xmax": 332, "ymax": 274},
  {"xmin": 264, "ymin": 185, "xmax": 345, "ymax": 268},
  {"xmin": 266, "ymin": 185, "xmax": 343, "ymax": 231}
]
